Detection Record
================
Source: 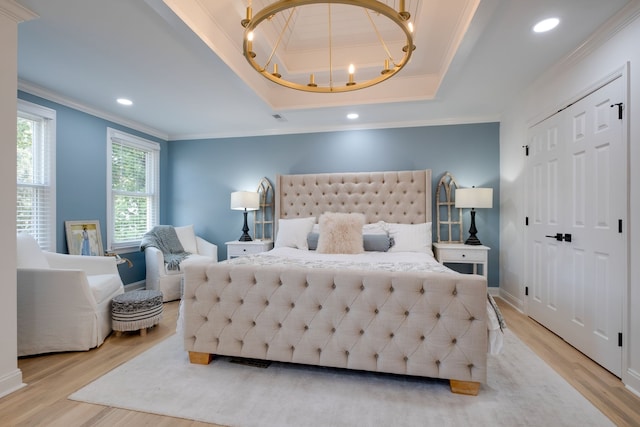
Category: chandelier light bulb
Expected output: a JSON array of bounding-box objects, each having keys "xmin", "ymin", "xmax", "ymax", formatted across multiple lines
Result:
[
  {"xmin": 308, "ymin": 73, "xmax": 317, "ymax": 87},
  {"xmin": 382, "ymin": 58, "xmax": 391, "ymax": 75},
  {"xmin": 347, "ymin": 64, "xmax": 356, "ymax": 86},
  {"xmin": 246, "ymin": 31, "xmax": 255, "ymax": 58}
]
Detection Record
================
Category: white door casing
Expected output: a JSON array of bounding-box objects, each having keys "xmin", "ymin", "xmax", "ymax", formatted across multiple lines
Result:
[{"xmin": 525, "ymin": 74, "xmax": 627, "ymax": 376}]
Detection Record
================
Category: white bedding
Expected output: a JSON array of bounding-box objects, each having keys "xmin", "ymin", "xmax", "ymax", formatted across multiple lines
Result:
[
  {"xmin": 225, "ymin": 247, "xmax": 504, "ymax": 354},
  {"xmin": 227, "ymin": 247, "xmax": 452, "ymax": 274}
]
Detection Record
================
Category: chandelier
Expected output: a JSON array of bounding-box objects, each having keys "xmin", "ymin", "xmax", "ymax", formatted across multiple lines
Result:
[{"xmin": 241, "ymin": 0, "xmax": 415, "ymax": 93}]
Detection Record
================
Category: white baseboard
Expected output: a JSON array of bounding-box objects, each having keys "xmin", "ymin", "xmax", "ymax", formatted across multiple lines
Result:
[
  {"xmin": 124, "ymin": 280, "xmax": 145, "ymax": 292},
  {"xmin": 624, "ymin": 368, "xmax": 640, "ymax": 398},
  {"xmin": 497, "ymin": 288, "xmax": 524, "ymax": 312},
  {"xmin": 0, "ymin": 368, "xmax": 25, "ymax": 399}
]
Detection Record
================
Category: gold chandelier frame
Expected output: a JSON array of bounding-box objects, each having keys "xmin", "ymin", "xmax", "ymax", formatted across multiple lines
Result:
[{"xmin": 241, "ymin": 0, "xmax": 415, "ymax": 93}]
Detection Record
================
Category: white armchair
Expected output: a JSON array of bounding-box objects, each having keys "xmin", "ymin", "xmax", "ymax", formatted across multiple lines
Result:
[
  {"xmin": 143, "ymin": 225, "xmax": 218, "ymax": 302},
  {"xmin": 16, "ymin": 232, "xmax": 125, "ymax": 356}
]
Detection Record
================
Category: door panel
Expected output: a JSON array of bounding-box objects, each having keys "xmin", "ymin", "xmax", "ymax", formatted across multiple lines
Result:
[
  {"xmin": 570, "ymin": 247, "xmax": 585, "ymax": 327},
  {"xmin": 527, "ymin": 115, "xmax": 564, "ymax": 336},
  {"xmin": 525, "ymin": 76, "xmax": 626, "ymax": 376}
]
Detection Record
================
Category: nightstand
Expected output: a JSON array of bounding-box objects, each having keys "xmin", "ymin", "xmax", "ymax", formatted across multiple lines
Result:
[
  {"xmin": 226, "ymin": 240, "xmax": 273, "ymax": 260},
  {"xmin": 432, "ymin": 242, "xmax": 490, "ymax": 278}
]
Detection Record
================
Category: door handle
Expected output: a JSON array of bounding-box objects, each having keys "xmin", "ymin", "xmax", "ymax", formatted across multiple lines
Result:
[{"xmin": 545, "ymin": 233, "xmax": 572, "ymax": 242}]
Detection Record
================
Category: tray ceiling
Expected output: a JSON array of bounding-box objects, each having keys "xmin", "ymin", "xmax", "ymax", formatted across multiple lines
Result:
[{"xmin": 165, "ymin": 0, "xmax": 480, "ymax": 110}]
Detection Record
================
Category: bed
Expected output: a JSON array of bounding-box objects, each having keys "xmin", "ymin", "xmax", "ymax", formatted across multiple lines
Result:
[{"xmin": 182, "ymin": 170, "xmax": 493, "ymax": 395}]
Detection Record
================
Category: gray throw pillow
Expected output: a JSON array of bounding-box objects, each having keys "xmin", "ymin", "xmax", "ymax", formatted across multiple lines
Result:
[{"xmin": 307, "ymin": 232, "xmax": 393, "ymax": 252}]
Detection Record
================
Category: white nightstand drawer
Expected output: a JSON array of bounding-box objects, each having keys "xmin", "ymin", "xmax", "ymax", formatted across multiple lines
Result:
[
  {"xmin": 439, "ymin": 249, "xmax": 486, "ymax": 262},
  {"xmin": 432, "ymin": 243, "xmax": 490, "ymax": 278},
  {"xmin": 226, "ymin": 240, "xmax": 273, "ymax": 259},
  {"xmin": 228, "ymin": 245, "xmax": 263, "ymax": 256}
]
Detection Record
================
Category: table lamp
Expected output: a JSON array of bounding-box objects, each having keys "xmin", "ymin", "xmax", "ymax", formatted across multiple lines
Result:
[
  {"xmin": 455, "ymin": 187, "xmax": 493, "ymax": 245},
  {"xmin": 230, "ymin": 191, "xmax": 260, "ymax": 241}
]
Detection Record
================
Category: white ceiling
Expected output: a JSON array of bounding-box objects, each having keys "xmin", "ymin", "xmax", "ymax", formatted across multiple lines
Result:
[
  {"xmin": 167, "ymin": 0, "xmax": 479, "ymax": 108},
  {"xmin": 15, "ymin": 0, "xmax": 636, "ymax": 141}
]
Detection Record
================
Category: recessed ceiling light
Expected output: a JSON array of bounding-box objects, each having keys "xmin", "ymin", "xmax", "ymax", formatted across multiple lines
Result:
[
  {"xmin": 117, "ymin": 98, "xmax": 133, "ymax": 106},
  {"xmin": 533, "ymin": 18, "xmax": 560, "ymax": 33},
  {"xmin": 347, "ymin": 113, "xmax": 359, "ymax": 120}
]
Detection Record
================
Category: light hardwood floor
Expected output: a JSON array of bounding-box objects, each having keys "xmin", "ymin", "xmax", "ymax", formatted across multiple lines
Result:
[
  {"xmin": 498, "ymin": 299, "xmax": 640, "ymax": 427},
  {"xmin": 1, "ymin": 298, "xmax": 639, "ymax": 426}
]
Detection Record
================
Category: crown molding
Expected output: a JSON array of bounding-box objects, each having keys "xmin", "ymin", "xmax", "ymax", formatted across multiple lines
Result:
[
  {"xmin": 547, "ymin": 0, "xmax": 640, "ymax": 76},
  {"xmin": 18, "ymin": 80, "xmax": 168, "ymax": 141},
  {"xmin": 169, "ymin": 114, "xmax": 500, "ymax": 141},
  {"xmin": 0, "ymin": 0, "xmax": 38, "ymax": 23}
]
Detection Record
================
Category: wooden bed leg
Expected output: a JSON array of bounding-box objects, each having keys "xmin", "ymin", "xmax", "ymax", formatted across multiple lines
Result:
[
  {"xmin": 189, "ymin": 351, "xmax": 214, "ymax": 365},
  {"xmin": 449, "ymin": 380, "xmax": 480, "ymax": 396}
]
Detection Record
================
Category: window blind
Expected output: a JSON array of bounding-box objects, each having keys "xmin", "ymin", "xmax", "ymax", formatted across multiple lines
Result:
[
  {"xmin": 17, "ymin": 101, "xmax": 56, "ymax": 251},
  {"xmin": 107, "ymin": 128, "xmax": 160, "ymax": 251}
]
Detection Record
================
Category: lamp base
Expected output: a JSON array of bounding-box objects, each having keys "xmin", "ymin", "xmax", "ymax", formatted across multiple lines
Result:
[
  {"xmin": 464, "ymin": 208, "xmax": 483, "ymax": 245},
  {"xmin": 238, "ymin": 210, "xmax": 253, "ymax": 241},
  {"xmin": 238, "ymin": 233, "xmax": 253, "ymax": 242},
  {"xmin": 464, "ymin": 235, "xmax": 483, "ymax": 245}
]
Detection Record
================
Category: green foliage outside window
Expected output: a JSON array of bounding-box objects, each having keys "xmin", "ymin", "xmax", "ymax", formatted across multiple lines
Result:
[
  {"xmin": 17, "ymin": 117, "xmax": 48, "ymax": 237},
  {"xmin": 111, "ymin": 141, "xmax": 156, "ymax": 244}
]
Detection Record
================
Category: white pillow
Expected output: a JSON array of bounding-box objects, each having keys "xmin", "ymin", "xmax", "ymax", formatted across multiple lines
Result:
[
  {"xmin": 384, "ymin": 222, "xmax": 433, "ymax": 255},
  {"xmin": 175, "ymin": 225, "xmax": 198, "ymax": 254},
  {"xmin": 363, "ymin": 221, "xmax": 387, "ymax": 235},
  {"xmin": 275, "ymin": 217, "xmax": 316, "ymax": 250}
]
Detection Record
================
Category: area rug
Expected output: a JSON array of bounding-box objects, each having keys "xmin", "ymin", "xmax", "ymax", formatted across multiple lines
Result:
[{"xmin": 69, "ymin": 330, "xmax": 613, "ymax": 427}]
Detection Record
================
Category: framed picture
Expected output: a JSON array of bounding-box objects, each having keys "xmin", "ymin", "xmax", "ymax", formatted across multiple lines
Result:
[{"xmin": 65, "ymin": 220, "xmax": 104, "ymax": 256}]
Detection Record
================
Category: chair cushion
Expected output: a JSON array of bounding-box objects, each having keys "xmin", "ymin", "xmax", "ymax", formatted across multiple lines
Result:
[
  {"xmin": 175, "ymin": 225, "xmax": 198, "ymax": 254},
  {"xmin": 16, "ymin": 233, "xmax": 49, "ymax": 269},
  {"xmin": 88, "ymin": 274, "xmax": 124, "ymax": 304}
]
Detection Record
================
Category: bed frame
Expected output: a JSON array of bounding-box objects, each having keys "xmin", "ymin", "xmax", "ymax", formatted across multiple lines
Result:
[{"xmin": 182, "ymin": 170, "xmax": 488, "ymax": 395}]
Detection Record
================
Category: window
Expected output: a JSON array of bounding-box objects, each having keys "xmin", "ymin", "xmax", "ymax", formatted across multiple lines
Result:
[
  {"xmin": 107, "ymin": 128, "xmax": 160, "ymax": 251},
  {"xmin": 17, "ymin": 100, "xmax": 56, "ymax": 251}
]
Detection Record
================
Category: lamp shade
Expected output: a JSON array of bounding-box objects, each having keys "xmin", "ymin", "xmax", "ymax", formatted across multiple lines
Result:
[
  {"xmin": 455, "ymin": 188, "xmax": 493, "ymax": 209},
  {"xmin": 230, "ymin": 191, "xmax": 260, "ymax": 211}
]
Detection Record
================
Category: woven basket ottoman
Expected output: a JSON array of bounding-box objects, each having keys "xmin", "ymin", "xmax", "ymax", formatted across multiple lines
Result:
[{"xmin": 112, "ymin": 289, "xmax": 163, "ymax": 336}]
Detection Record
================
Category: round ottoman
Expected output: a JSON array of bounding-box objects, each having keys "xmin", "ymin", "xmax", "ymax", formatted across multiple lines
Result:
[{"xmin": 112, "ymin": 289, "xmax": 163, "ymax": 336}]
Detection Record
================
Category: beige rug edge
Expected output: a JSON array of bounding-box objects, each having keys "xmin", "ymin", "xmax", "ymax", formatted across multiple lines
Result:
[{"xmin": 69, "ymin": 329, "xmax": 613, "ymax": 427}]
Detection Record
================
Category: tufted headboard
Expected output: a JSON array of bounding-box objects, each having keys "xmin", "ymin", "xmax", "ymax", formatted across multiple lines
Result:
[{"xmin": 275, "ymin": 170, "xmax": 431, "ymax": 232}]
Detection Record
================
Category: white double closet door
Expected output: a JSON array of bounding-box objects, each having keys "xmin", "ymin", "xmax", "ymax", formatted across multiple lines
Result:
[{"xmin": 525, "ymin": 74, "xmax": 627, "ymax": 376}]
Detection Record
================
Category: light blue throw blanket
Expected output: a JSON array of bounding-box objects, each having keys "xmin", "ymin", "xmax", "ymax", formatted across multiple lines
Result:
[{"xmin": 140, "ymin": 225, "xmax": 191, "ymax": 270}]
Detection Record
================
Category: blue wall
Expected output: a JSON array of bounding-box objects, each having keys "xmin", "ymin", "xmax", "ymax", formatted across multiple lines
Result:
[
  {"xmin": 18, "ymin": 91, "xmax": 169, "ymax": 285},
  {"xmin": 16, "ymin": 92, "xmax": 500, "ymax": 286},
  {"xmin": 168, "ymin": 123, "xmax": 501, "ymax": 286}
]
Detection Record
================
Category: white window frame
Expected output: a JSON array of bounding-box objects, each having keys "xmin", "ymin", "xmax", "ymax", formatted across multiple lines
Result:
[
  {"xmin": 17, "ymin": 99, "xmax": 56, "ymax": 251},
  {"xmin": 106, "ymin": 128, "xmax": 160, "ymax": 252}
]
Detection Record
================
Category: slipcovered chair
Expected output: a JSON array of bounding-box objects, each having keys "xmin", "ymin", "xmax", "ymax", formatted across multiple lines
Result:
[
  {"xmin": 143, "ymin": 225, "xmax": 218, "ymax": 302},
  {"xmin": 16, "ymin": 232, "xmax": 124, "ymax": 356}
]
